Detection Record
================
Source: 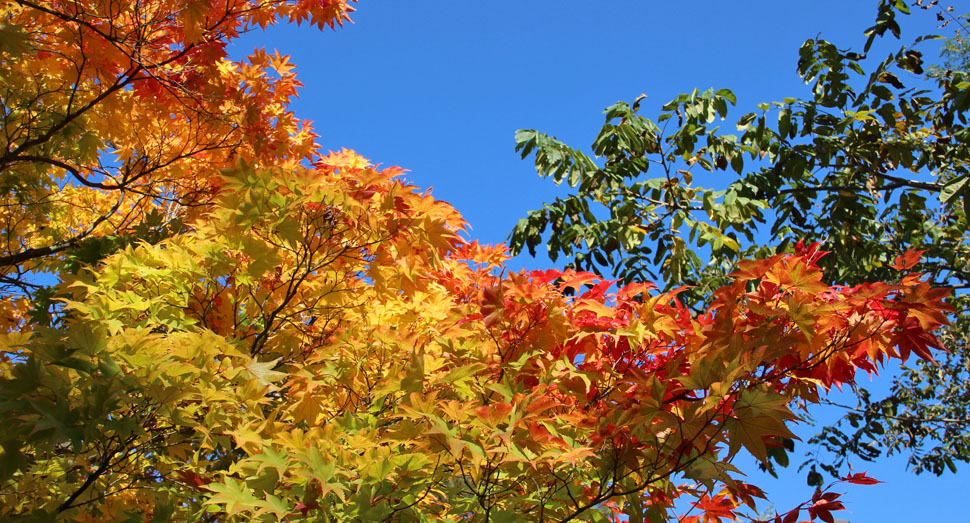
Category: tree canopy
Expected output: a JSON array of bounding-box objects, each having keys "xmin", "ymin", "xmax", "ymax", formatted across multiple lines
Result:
[
  {"xmin": 510, "ymin": 0, "xmax": 969, "ymax": 480},
  {"xmin": 0, "ymin": 0, "xmax": 955, "ymax": 521}
]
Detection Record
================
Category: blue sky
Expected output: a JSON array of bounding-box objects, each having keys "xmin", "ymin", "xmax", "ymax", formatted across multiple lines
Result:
[{"xmin": 232, "ymin": 2, "xmax": 961, "ymax": 521}]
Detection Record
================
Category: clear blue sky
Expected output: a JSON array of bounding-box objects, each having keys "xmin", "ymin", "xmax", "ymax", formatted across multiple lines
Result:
[{"xmin": 232, "ymin": 2, "xmax": 961, "ymax": 521}]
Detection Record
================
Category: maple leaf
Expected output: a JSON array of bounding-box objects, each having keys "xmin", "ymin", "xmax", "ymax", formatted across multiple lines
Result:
[
  {"xmin": 842, "ymin": 472, "xmax": 883, "ymax": 485},
  {"xmin": 690, "ymin": 493, "xmax": 738, "ymax": 523},
  {"xmin": 765, "ymin": 256, "xmax": 829, "ymax": 294},
  {"xmin": 175, "ymin": 470, "xmax": 213, "ymax": 491},
  {"xmin": 727, "ymin": 389, "xmax": 800, "ymax": 462},
  {"xmin": 529, "ymin": 268, "xmax": 563, "ymax": 284},
  {"xmin": 793, "ymin": 239, "xmax": 830, "ymax": 268},
  {"xmin": 206, "ymin": 478, "xmax": 261, "ymax": 517},
  {"xmin": 731, "ymin": 256, "xmax": 779, "ymax": 281},
  {"xmin": 245, "ymin": 358, "xmax": 287, "ymax": 386},
  {"xmin": 557, "ymin": 269, "xmax": 601, "ymax": 292},
  {"xmin": 481, "ymin": 284, "xmax": 505, "ymax": 327},
  {"xmin": 807, "ymin": 492, "xmax": 845, "ymax": 523},
  {"xmin": 889, "ymin": 248, "xmax": 925, "ymax": 270}
]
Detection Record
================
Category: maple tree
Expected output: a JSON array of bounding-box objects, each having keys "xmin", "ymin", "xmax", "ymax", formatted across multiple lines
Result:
[
  {"xmin": 0, "ymin": 0, "xmax": 955, "ymax": 521},
  {"xmin": 510, "ymin": 0, "xmax": 969, "ymax": 479}
]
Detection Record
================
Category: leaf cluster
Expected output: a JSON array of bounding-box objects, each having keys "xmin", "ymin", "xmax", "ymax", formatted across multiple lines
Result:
[
  {"xmin": 510, "ymin": 0, "xmax": 970, "ymax": 479},
  {"xmin": 0, "ymin": 1, "xmax": 957, "ymax": 522}
]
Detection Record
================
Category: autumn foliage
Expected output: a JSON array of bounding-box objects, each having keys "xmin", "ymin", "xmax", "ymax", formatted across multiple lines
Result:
[{"xmin": 0, "ymin": 0, "xmax": 953, "ymax": 521}]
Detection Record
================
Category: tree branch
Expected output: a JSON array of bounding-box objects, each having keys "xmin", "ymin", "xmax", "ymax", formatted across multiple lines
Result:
[{"xmin": 0, "ymin": 192, "xmax": 124, "ymax": 268}]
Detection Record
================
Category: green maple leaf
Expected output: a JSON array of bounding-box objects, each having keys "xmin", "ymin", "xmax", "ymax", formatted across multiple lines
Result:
[
  {"xmin": 245, "ymin": 358, "xmax": 286, "ymax": 386},
  {"xmin": 206, "ymin": 478, "xmax": 260, "ymax": 517}
]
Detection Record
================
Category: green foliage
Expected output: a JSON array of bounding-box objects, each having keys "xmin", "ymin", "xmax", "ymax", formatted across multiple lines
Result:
[{"xmin": 509, "ymin": 88, "xmax": 764, "ymax": 299}]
